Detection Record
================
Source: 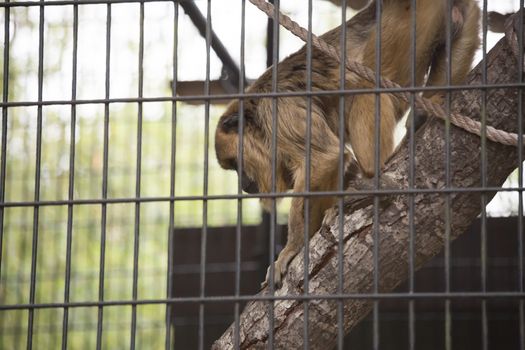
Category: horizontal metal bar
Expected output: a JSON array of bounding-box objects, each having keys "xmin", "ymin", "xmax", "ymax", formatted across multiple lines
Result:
[
  {"xmin": 1, "ymin": 292, "xmax": 525, "ymax": 311},
  {"xmin": 1, "ymin": 82, "xmax": 525, "ymax": 108},
  {"xmin": 0, "ymin": 0, "xmax": 175, "ymax": 7},
  {"xmin": 0, "ymin": 185, "xmax": 523, "ymax": 208}
]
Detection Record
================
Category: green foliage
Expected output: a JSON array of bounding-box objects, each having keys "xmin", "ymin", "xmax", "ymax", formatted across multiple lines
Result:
[{"xmin": 0, "ymin": 4, "xmax": 261, "ymax": 348}]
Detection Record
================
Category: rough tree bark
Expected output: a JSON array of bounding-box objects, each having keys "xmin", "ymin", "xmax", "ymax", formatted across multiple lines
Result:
[{"xmin": 213, "ymin": 27, "xmax": 525, "ymax": 350}]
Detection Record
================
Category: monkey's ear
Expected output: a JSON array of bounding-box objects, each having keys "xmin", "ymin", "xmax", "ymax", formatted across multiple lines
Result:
[{"xmin": 221, "ymin": 114, "xmax": 240, "ymax": 132}]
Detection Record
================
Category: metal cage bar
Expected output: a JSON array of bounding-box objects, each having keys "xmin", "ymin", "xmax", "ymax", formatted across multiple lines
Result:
[
  {"xmin": 372, "ymin": 1, "xmax": 383, "ymax": 348},
  {"xmin": 0, "ymin": 0, "xmax": 523, "ymax": 349},
  {"xmin": 165, "ymin": 3, "xmax": 178, "ymax": 349},
  {"xmin": 519, "ymin": 2, "xmax": 525, "ymax": 350},
  {"xmin": 3, "ymin": 82, "xmax": 525, "ymax": 108},
  {"xmin": 407, "ymin": 1, "xmax": 417, "ymax": 349},
  {"xmin": 337, "ymin": 1, "xmax": 348, "ymax": 349},
  {"xmin": 96, "ymin": 3, "xmax": 112, "ymax": 348},
  {"xmin": 303, "ymin": 0, "xmax": 313, "ymax": 348},
  {"xmin": 267, "ymin": 0, "xmax": 280, "ymax": 347},
  {"xmin": 26, "ymin": 1, "xmax": 46, "ymax": 347},
  {"xmin": 0, "ymin": 0, "xmax": 10, "ymax": 283},
  {"xmin": 233, "ymin": 1, "xmax": 246, "ymax": 347},
  {"xmin": 61, "ymin": 3, "xmax": 79, "ymax": 348},
  {"xmin": 480, "ymin": 2, "xmax": 490, "ymax": 350},
  {"xmin": 3, "ymin": 185, "xmax": 525, "ymax": 208},
  {"xmin": 1, "ymin": 290, "xmax": 525, "ymax": 310},
  {"xmin": 130, "ymin": 2, "xmax": 146, "ymax": 348},
  {"xmin": 198, "ymin": 1, "xmax": 212, "ymax": 349},
  {"xmin": 444, "ymin": 0, "xmax": 453, "ymax": 349}
]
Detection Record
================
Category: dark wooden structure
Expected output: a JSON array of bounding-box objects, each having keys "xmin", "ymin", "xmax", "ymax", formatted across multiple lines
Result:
[{"xmin": 170, "ymin": 217, "xmax": 524, "ymax": 349}]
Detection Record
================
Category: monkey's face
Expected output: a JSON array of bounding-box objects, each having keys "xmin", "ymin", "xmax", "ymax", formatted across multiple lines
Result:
[
  {"xmin": 215, "ymin": 110, "xmax": 264, "ymax": 194},
  {"xmin": 215, "ymin": 101, "xmax": 294, "ymax": 208}
]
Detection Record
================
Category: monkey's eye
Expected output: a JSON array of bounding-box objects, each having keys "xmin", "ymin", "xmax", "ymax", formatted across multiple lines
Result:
[{"xmin": 221, "ymin": 114, "xmax": 239, "ymax": 132}]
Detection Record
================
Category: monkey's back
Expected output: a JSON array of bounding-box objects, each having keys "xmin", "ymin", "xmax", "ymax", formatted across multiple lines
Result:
[
  {"xmin": 245, "ymin": 1, "xmax": 444, "ymax": 131},
  {"xmin": 232, "ymin": 0, "xmax": 479, "ymax": 147}
]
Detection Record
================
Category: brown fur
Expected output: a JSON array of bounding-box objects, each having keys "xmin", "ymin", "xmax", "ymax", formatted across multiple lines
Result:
[{"xmin": 215, "ymin": 0, "xmax": 480, "ymax": 287}]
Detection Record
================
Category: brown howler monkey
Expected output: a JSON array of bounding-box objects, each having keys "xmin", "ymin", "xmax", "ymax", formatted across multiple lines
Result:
[
  {"xmin": 215, "ymin": 0, "xmax": 480, "ymax": 288},
  {"xmin": 327, "ymin": 0, "xmax": 371, "ymax": 10}
]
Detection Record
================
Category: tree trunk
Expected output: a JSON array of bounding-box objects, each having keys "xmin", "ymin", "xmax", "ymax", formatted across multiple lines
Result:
[
  {"xmin": 326, "ymin": 0, "xmax": 371, "ymax": 10},
  {"xmin": 213, "ymin": 30, "xmax": 524, "ymax": 349}
]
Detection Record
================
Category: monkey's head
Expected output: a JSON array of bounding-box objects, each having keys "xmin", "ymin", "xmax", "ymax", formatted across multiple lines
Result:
[{"xmin": 215, "ymin": 100, "xmax": 292, "ymax": 207}]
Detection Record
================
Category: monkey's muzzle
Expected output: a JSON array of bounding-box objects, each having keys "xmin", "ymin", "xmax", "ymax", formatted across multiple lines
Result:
[{"xmin": 241, "ymin": 173, "xmax": 259, "ymax": 194}]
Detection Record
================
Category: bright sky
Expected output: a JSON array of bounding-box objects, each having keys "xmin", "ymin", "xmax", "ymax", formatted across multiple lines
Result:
[{"xmin": 4, "ymin": 0, "xmax": 520, "ymax": 103}]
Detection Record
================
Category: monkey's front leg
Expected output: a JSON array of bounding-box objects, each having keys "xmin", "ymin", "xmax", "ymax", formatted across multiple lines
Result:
[
  {"xmin": 263, "ymin": 193, "xmax": 335, "ymax": 288},
  {"xmin": 263, "ymin": 196, "xmax": 305, "ymax": 288}
]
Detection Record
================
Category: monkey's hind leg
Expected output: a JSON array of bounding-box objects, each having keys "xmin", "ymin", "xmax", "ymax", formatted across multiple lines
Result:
[
  {"xmin": 424, "ymin": 2, "xmax": 480, "ymax": 100},
  {"xmin": 347, "ymin": 92, "xmax": 397, "ymax": 178}
]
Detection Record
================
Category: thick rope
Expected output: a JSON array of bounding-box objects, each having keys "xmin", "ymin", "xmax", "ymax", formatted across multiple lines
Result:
[{"xmin": 249, "ymin": 0, "xmax": 523, "ymax": 147}]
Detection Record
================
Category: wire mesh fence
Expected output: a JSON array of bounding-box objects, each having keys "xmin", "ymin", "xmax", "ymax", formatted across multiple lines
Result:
[{"xmin": 0, "ymin": 0, "xmax": 524, "ymax": 349}]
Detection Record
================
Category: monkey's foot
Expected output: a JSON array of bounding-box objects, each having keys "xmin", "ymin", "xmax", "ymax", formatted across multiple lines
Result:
[
  {"xmin": 261, "ymin": 262, "xmax": 283, "ymax": 289},
  {"xmin": 411, "ymin": 93, "xmax": 445, "ymax": 130}
]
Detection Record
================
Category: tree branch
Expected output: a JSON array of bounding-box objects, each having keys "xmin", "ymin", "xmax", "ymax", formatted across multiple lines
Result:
[{"xmin": 213, "ymin": 28, "xmax": 524, "ymax": 350}]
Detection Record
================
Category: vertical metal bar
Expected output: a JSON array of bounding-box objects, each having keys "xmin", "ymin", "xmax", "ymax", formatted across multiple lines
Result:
[
  {"xmin": 165, "ymin": 3, "xmax": 178, "ymax": 350},
  {"xmin": 480, "ymin": 2, "xmax": 488, "ymax": 350},
  {"xmin": 234, "ymin": 0, "xmax": 246, "ymax": 348},
  {"xmin": 518, "ymin": 3, "xmax": 525, "ymax": 350},
  {"xmin": 444, "ymin": 1, "xmax": 453, "ymax": 350},
  {"xmin": 198, "ymin": 1, "xmax": 212, "ymax": 349},
  {"xmin": 130, "ymin": 2, "xmax": 145, "ymax": 349},
  {"xmin": 373, "ymin": 1, "xmax": 382, "ymax": 349},
  {"xmin": 303, "ymin": 0, "xmax": 313, "ymax": 348},
  {"xmin": 337, "ymin": 1, "xmax": 347, "ymax": 349},
  {"xmin": 266, "ymin": 1, "xmax": 273, "ymax": 70},
  {"xmin": 0, "ymin": 0, "xmax": 10, "ymax": 281},
  {"xmin": 408, "ymin": 1, "xmax": 417, "ymax": 349},
  {"xmin": 96, "ymin": 4, "xmax": 111, "ymax": 350},
  {"xmin": 27, "ymin": 1, "xmax": 45, "ymax": 348},
  {"xmin": 256, "ymin": 0, "xmax": 273, "ymax": 273},
  {"xmin": 61, "ymin": 3, "xmax": 79, "ymax": 349},
  {"xmin": 267, "ymin": 0, "xmax": 279, "ymax": 347}
]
